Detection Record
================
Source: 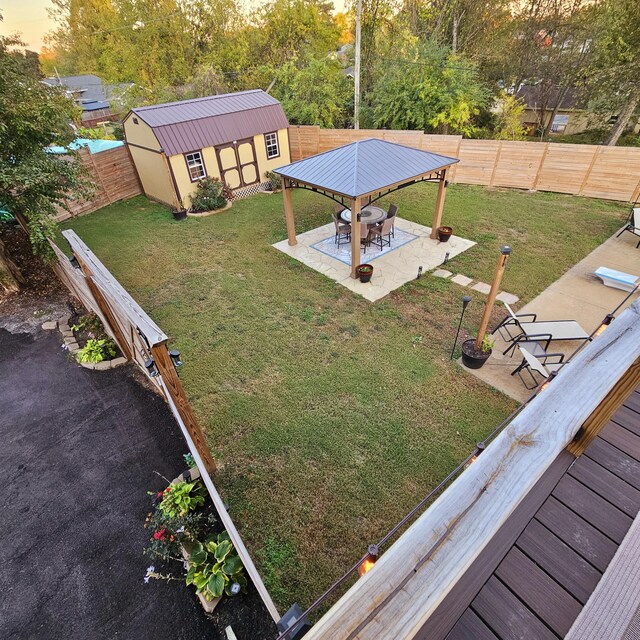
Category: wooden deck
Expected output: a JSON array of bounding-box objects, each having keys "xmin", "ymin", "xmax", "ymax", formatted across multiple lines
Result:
[{"xmin": 420, "ymin": 386, "xmax": 640, "ymax": 640}]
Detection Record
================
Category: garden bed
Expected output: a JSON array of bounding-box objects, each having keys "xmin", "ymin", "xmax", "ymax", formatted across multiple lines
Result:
[{"xmin": 144, "ymin": 461, "xmax": 277, "ymax": 638}]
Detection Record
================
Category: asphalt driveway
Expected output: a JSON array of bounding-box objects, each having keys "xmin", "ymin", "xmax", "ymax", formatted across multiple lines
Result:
[{"xmin": 0, "ymin": 328, "xmax": 220, "ymax": 639}]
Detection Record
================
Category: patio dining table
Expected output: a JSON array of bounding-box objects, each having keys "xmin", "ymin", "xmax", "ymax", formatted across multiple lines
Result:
[{"xmin": 340, "ymin": 206, "xmax": 387, "ymax": 225}]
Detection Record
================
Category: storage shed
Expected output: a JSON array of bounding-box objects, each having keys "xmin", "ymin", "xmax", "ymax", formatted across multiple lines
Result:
[{"xmin": 123, "ymin": 89, "xmax": 290, "ymax": 208}]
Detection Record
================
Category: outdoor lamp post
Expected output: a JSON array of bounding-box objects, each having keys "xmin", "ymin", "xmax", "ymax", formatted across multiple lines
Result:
[
  {"xmin": 451, "ymin": 295, "xmax": 472, "ymax": 359},
  {"xmin": 475, "ymin": 245, "xmax": 512, "ymax": 350}
]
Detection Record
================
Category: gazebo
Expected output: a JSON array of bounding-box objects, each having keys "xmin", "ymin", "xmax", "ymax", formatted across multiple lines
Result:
[{"xmin": 274, "ymin": 138, "xmax": 459, "ymax": 278}]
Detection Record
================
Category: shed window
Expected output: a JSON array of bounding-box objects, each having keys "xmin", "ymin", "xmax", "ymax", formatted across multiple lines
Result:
[
  {"xmin": 185, "ymin": 151, "xmax": 206, "ymax": 181},
  {"xmin": 265, "ymin": 132, "xmax": 280, "ymax": 159}
]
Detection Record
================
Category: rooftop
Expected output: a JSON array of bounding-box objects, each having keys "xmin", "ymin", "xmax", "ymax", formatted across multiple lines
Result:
[
  {"xmin": 128, "ymin": 89, "xmax": 289, "ymax": 156},
  {"xmin": 275, "ymin": 138, "xmax": 459, "ymax": 199}
]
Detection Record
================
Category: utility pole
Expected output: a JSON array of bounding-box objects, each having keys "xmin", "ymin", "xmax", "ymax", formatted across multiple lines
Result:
[{"xmin": 354, "ymin": 0, "xmax": 362, "ymax": 130}]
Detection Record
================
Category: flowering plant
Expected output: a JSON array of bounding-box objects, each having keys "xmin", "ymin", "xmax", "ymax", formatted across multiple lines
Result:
[{"xmin": 158, "ymin": 480, "xmax": 206, "ymax": 518}]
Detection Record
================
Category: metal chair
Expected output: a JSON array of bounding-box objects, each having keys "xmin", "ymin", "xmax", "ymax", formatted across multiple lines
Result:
[
  {"xmin": 512, "ymin": 346, "xmax": 565, "ymax": 389},
  {"xmin": 360, "ymin": 224, "xmax": 372, "ymax": 253},
  {"xmin": 616, "ymin": 207, "xmax": 640, "ymax": 248},
  {"xmin": 387, "ymin": 204, "xmax": 398, "ymax": 237}
]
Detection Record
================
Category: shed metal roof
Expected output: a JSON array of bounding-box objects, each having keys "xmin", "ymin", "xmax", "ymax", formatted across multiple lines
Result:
[
  {"xmin": 274, "ymin": 138, "xmax": 459, "ymax": 198},
  {"xmin": 129, "ymin": 89, "xmax": 289, "ymax": 156}
]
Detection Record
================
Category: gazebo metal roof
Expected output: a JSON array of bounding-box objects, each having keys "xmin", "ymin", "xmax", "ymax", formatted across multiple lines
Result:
[{"xmin": 275, "ymin": 138, "xmax": 459, "ymax": 198}]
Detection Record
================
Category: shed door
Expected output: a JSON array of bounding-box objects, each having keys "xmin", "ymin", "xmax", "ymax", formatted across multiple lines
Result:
[{"xmin": 215, "ymin": 139, "xmax": 259, "ymax": 190}]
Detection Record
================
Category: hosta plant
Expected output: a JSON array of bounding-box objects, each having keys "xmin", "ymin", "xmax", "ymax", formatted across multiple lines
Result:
[
  {"xmin": 159, "ymin": 480, "xmax": 206, "ymax": 518},
  {"xmin": 76, "ymin": 338, "xmax": 117, "ymax": 363},
  {"xmin": 186, "ymin": 532, "xmax": 247, "ymax": 600}
]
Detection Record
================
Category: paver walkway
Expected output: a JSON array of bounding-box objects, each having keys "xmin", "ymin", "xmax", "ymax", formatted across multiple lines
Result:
[{"xmin": 0, "ymin": 329, "xmax": 219, "ymax": 639}]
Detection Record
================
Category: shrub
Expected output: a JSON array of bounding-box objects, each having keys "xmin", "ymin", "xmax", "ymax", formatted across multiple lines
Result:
[
  {"xmin": 190, "ymin": 177, "xmax": 227, "ymax": 212},
  {"xmin": 76, "ymin": 338, "xmax": 117, "ymax": 363},
  {"xmin": 265, "ymin": 170, "xmax": 282, "ymax": 191},
  {"xmin": 186, "ymin": 532, "xmax": 247, "ymax": 600},
  {"xmin": 159, "ymin": 480, "xmax": 206, "ymax": 517}
]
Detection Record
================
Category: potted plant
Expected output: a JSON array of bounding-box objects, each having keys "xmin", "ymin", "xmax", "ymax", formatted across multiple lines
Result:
[
  {"xmin": 461, "ymin": 334, "xmax": 494, "ymax": 369},
  {"xmin": 437, "ymin": 226, "xmax": 453, "ymax": 242},
  {"xmin": 172, "ymin": 200, "xmax": 188, "ymax": 221},
  {"xmin": 355, "ymin": 264, "xmax": 374, "ymax": 283}
]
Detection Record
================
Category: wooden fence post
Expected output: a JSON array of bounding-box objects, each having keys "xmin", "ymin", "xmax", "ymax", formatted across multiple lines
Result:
[
  {"xmin": 532, "ymin": 143, "xmax": 550, "ymax": 191},
  {"xmin": 578, "ymin": 146, "xmax": 602, "ymax": 196},
  {"xmin": 74, "ymin": 253, "xmax": 133, "ymax": 361},
  {"xmin": 567, "ymin": 356, "xmax": 640, "ymax": 456},
  {"xmin": 151, "ymin": 342, "xmax": 217, "ymax": 473}
]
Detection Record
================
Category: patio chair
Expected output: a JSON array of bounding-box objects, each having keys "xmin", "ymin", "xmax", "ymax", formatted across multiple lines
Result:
[
  {"xmin": 334, "ymin": 203, "xmax": 347, "ymax": 220},
  {"xmin": 512, "ymin": 346, "xmax": 565, "ymax": 389},
  {"xmin": 387, "ymin": 204, "xmax": 398, "ymax": 237},
  {"xmin": 493, "ymin": 303, "xmax": 590, "ymax": 356},
  {"xmin": 370, "ymin": 216, "xmax": 394, "ymax": 250},
  {"xmin": 332, "ymin": 212, "xmax": 351, "ymax": 247},
  {"xmin": 616, "ymin": 207, "xmax": 640, "ymax": 248},
  {"xmin": 360, "ymin": 223, "xmax": 373, "ymax": 253}
]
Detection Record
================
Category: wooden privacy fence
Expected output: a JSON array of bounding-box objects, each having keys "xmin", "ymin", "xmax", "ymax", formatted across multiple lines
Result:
[
  {"xmin": 50, "ymin": 229, "xmax": 279, "ymax": 623},
  {"xmin": 288, "ymin": 126, "xmax": 640, "ymax": 203},
  {"xmin": 55, "ymin": 146, "xmax": 142, "ymax": 221}
]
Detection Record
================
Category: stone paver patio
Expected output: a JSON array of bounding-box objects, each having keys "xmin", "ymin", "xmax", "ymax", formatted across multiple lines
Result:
[
  {"xmin": 461, "ymin": 229, "xmax": 640, "ymax": 402},
  {"xmin": 272, "ymin": 217, "xmax": 476, "ymax": 302}
]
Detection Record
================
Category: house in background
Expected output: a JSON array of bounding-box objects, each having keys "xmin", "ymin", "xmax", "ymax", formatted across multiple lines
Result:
[
  {"xmin": 43, "ymin": 74, "xmax": 122, "ymax": 126},
  {"xmin": 515, "ymin": 86, "xmax": 591, "ymax": 136},
  {"xmin": 123, "ymin": 90, "xmax": 290, "ymax": 207}
]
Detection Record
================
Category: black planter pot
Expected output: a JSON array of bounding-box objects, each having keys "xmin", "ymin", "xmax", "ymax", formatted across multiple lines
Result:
[
  {"xmin": 356, "ymin": 264, "xmax": 374, "ymax": 283},
  {"xmin": 437, "ymin": 226, "xmax": 453, "ymax": 242},
  {"xmin": 172, "ymin": 208, "xmax": 188, "ymax": 221},
  {"xmin": 461, "ymin": 339, "xmax": 492, "ymax": 369}
]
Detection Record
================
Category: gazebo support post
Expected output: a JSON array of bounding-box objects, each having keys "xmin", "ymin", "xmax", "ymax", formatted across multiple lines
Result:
[
  {"xmin": 350, "ymin": 197, "xmax": 362, "ymax": 278},
  {"xmin": 282, "ymin": 178, "xmax": 297, "ymax": 246},
  {"xmin": 430, "ymin": 169, "xmax": 448, "ymax": 240}
]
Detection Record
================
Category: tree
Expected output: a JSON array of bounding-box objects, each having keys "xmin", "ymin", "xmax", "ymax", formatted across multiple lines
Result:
[
  {"xmin": 588, "ymin": 0, "xmax": 640, "ymax": 146},
  {"xmin": 270, "ymin": 56, "xmax": 353, "ymax": 127},
  {"xmin": 365, "ymin": 40, "xmax": 489, "ymax": 134},
  {"xmin": 493, "ymin": 92, "xmax": 528, "ymax": 140},
  {"xmin": 0, "ymin": 31, "xmax": 90, "ymax": 278}
]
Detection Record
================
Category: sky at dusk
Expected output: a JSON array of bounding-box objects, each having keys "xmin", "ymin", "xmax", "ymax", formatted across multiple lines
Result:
[{"xmin": 1, "ymin": 0, "xmax": 348, "ymax": 53}]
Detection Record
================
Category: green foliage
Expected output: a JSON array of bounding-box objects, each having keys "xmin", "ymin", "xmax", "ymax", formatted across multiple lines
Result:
[
  {"xmin": 189, "ymin": 177, "xmax": 227, "ymax": 213},
  {"xmin": 144, "ymin": 499, "xmax": 216, "ymax": 562},
  {"xmin": 76, "ymin": 126, "xmax": 116, "ymax": 141},
  {"xmin": 183, "ymin": 453, "xmax": 197, "ymax": 469},
  {"xmin": 71, "ymin": 313, "xmax": 103, "ymax": 335},
  {"xmin": 159, "ymin": 480, "xmax": 206, "ymax": 517},
  {"xmin": 481, "ymin": 334, "xmax": 495, "ymax": 353},
  {"xmin": 186, "ymin": 532, "xmax": 247, "ymax": 600},
  {"xmin": 0, "ymin": 32, "xmax": 91, "ymax": 257},
  {"xmin": 265, "ymin": 171, "xmax": 282, "ymax": 191},
  {"xmin": 270, "ymin": 56, "xmax": 353, "ymax": 128},
  {"xmin": 493, "ymin": 93, "xmax": 527, "ymax": 141},
  {"xmin": 76, "ymin": 338, "xmax": 117, "ymax": 363},
  {"xmin": 365, "ymin": 40, "xmax": 489, "ymax": 134}
]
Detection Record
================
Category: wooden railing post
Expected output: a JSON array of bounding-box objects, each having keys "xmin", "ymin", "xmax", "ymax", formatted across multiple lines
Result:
[
  {"xmin": 567, "ymin": 356, "xmax": 640, "ymax": 456},
  {"xmin": 151, "ymin": 342, "xmax": 217, "ymax": 473}
]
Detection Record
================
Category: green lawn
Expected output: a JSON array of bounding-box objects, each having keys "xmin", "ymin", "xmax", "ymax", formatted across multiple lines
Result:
[{"xmin": 61, "ymin": 184, "xmax": 625, "ymax": 610}]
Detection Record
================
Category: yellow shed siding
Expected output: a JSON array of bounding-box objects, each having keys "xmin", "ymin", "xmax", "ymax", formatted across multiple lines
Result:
[
  {"xmin": 128, "ymin": 146, "xmax": 176, "ymax": 206},
  {"xmin": 140, "ymin": 128, "xmax": 291, "ymax": 207},
  {"xmin": 254, "ymin": 129, "xmax": 291, "ymax": 179},
  {"xmin": 123, "ymin": 115, "xmax": 162, "ymax": 151}
]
